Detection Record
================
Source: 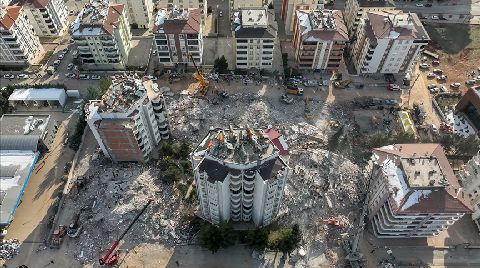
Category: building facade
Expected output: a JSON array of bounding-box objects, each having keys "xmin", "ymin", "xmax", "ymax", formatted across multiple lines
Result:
[
  {"xmin": 280, "ymin": 0, "xmax": 324, "ymax": 35},
  {"xmin": 71, "ymin": 2, "xmax": 132, "ymax": 70},
  {"xmin": 192, "ymin": 127, "xmax": 290, "ymax": 226},
  {"xmin": 153, "ymin": 8, "xmax": 202, "ymax": 68},
  {"xmin": 110, "ymin": 0, "xmax": 153, "ymax": 29},
  {"xmin": 455, "ymin": 87, "xmax": 480, "ymax": 134},
  {"xmin": 0, "ymin": 5, "xmax": 43, "ymax": 66},
  {"xmin": 232, "ymin": 8, "xmax": 276, "ymax": 69},
  {"xmin": 293, "ymin": 9, "xmax": 348, "ymax": 71},
  {"xmin": 351, "ymin": 11, "xmax": 429, "ymax": 74},
  {"xmin": 343, "ymin": 0, "xmax": 395, "ymax": 39},
  {"xmin": 368, "ymin": 144, "xmax": 472, "ymax": 238},
  {"xmin": 16, "ymin": 0, "xmax": 68, "ymax": 37},
  {"xmin": 458, "ymin": 152, "xmax": 480, "ymax": 232},
  {"xmin": 86, "ymin": 74, "xmax": 169, "ymax": 163},
  {"xmin": 231, "ymin": 0, "xmax": 265, "ymax": 11},
  {"xmin": 157, "ymin": 0, "xmax": 204, "ymax": 10}
]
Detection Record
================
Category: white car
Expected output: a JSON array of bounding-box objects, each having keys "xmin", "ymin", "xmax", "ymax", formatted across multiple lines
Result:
[
  {"xmin": 219, "ymin": 11, "xmax": 223, "ymax": 17},
  {"xmin": 419, "ymin": 63, "xmax": 429, "ymax": 69},
  {"xmin": 53, "ymin": 60, "xmax": 60, "ymax": 66},
  {"xmin": 58, "ymin": 54, "xmax": 65, "ymax": 60},
  {"xmin": 17, "ymin": 74, "xmax": 29, "ymax": 79},
  {"xmin": 426, "ymin": 73, "xmax": 435, "ymax": 79},
  {"xmin": 68, "ymin": 10, "xmax": 75, "ymax": 16},
  {"xmin": 476, "ymin": 76, "xmax": 480, "ymax": 82},
  {"xmin": 79, "ymin": 74, "xmax": 90, "ymax": 80},
  {"xmin": 91, "ymin": 75, "xmax": 101, "ymax": 80},
  {"xmin": 415, "ymin": 3, "xmax": 424, "ymax": 7},
  {"xmin": 432, "ymin": 15, "xmax": 439, "ymax": 20},
  {"xmin": 3, "ymin": 74, "xmax": 14, "ymax": 79},
  {"xmin": 144, "ymin": 75, "xmax": 158, "ymax": 80},
  {"xmin": 67, "ymin": 63, "xmax": 74, "ymax": 70},
  {"xmin": 450, "ymin": 82, "xmax": 461, "ymax": 89},
  {"xmin": 65, "ymin": 73, "xmax": 76, "ymax": 78}
]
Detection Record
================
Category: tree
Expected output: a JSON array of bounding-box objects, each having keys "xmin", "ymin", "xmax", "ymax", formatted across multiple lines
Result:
[
  {"xmin": 86, "ymin": 87, "xmax": 100, "ymax": 100},
  {"xmin": 98, "ymin": 75, "xmax": 112, "ymax": 95},
  {"xmin": 177, "ymin": 139, "xmax": 190, "ymax": 160},
  {"xmin": 267, "ymin": 224, "xmax": 301, "ymax": 254},
  {"xmin": 268, "ymin": 2, "xmax": 274, "ymax": 9},
  {"xmin": 245, "ymin": 227, "xmax": 269, "ymax": 250},
  {"xmin": 214, "ymin": 56, "xmax": 229, "ymax": 74},
  {"xmin": 200, "ymin": 221, "xmax": 236, "ymax": 253}
]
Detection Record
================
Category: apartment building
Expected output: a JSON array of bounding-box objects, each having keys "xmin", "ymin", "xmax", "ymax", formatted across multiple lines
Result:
[
  {"xmin": 192, "ymin": 127, "xmax": 290, "ymax": 226},
  {"xmin": 157, "ymin": 0, "xmax": 204, "ymax": 10},
  {"xmin": 368, "ymin": 144, "xmax": 472, "ymax": 238},
  {"xmin": 458, "ymin": 152, "xmax": 480, "ymax": 232},
  {"xmin": 233, "ymin": 8, "xmax": 277, "ymax": 70},
  {"xmin": 351, "ymin": 11, "xmax": 429, "ymax": 74},
  {"xmin": 293, "ymin": 9, "xmax": 348, "ymax": 71},
  {"xmin": 0, "ymin": 5, "xmax": 43, "ymax": 66},
  {"xmin": 71, "ymin": 1, "xmax": 132, "ymax": 70},
  {"xmin": 455, "ymin": 87, "xmax": 480, "ymax": 134},
  {"xmin": 12, "ymin": 0, "xmax": 68, "ymax": 37},
  {"xmin": 153, "ymin": 8, "xmax": 202, "ymax": 68},
  {"xmin": 280, "ymin": 0, "xmax": 324, "ymax": 35},
  {"xmin": 344, "ymin": 0, "xmax": 395, "ymax": 39},
  {"xmin": 110, "ymin": 0, "xmax": 153, "ymax": 29},
  {"xmin": 231, "ymin": 0, "xmax": 265, "ymax": 11},
  {"xmin": 86, "ymin": 74, "xmax": 169, "ymax": 163}
]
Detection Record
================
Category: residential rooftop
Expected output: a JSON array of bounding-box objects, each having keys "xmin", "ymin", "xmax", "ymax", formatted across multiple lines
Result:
[
  {"xmin": 153, "ymin": 7, "xmax": 201, "ymax": 33},
  {"xmin": 233, "ymin": 8, "xmax": 277, "ymax": 39},
  {"xmin": 71, "ymin": 0, "xmax": 125, "ymax": 36},
  {"xmin": 0, "ymin": 114, "xmax": 50, "ymax": 136},
  {"xmin": 193, "ymin": 127, "xmax": 288, "ymax": 165},
  {"xmin": 357, "ymin": 0, "xmax": 395, "ymax": 8},
  {"xmin": 400, "ymin": 157, "xmax": 448, "ymax": 188},
  {"xmin": 296, "ymin": 9, "xmax": 348, "ymax": 42},
  {"xmin": 0, "ymin": 5, "xmax": 22, "ymax": 30},
  {"xmin": 366, "ymin": 11, "xmax": 430, "ymax": 41}
]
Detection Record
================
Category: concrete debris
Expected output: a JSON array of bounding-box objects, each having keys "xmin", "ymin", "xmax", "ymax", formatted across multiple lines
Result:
[{"xmin": 0, "ymin": 239, "xmax": 20, "ymax": 260}]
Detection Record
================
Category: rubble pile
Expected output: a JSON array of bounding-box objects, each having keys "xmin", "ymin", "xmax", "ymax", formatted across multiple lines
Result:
[
  {"xmin": 62, "ymin": 160, "xmax": 196, "ymax": 263},
  {"xmin": 0, "ymin": 239, "xmax": 20, "ymax": 260}
]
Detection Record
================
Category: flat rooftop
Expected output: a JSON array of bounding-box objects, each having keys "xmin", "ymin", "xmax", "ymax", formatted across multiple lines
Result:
[
  {"xmin": 194, "ymin": 128, "xmax": 280, "ymax": 164},
  {"xmin": 71, "ymin": 0, "xmax": 124, "ymax": 36},
  {"xmin": 241, "ymin": 9, "xmax": 267, "ymax": 27},
  {"xmin": 400, "ymin": 157, "xmax": 447, "ymax": 188},
  {"xmin": 0, "ymin": 114, "xmax": 50, "ymax": 136},
  {"xmin": 77, "ymin": 0, "xmax": 109, "ymax": 26}
]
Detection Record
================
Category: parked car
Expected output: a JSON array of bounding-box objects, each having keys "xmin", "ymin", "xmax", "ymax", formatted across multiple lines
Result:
[
  {"xmin": 436, "ymin": 75, "xmax": 447, "ymax": 81},
  {"xmin": 219, "ymin": 11, "xmax": 223, "ymax": 17},
  {"xmin": 432, "ymin": 15, "xmax": 439, "ymax": 20},
  {"xmin": 433, "ymin": 68, "xmax": 443, "ymax": 74},
  {"xmin": 426, "ymin": 73, "xmax": 436, "ymax": 79},
  {"xmin": 17, "ymin": 74, "xmax": 28, "ymax": 79},
  {"xmin": 152, "ymin": 50, "xmax": 157, "ymax": 55},
  {"xmin": 79, "ymin": 74, "xmax": 90, "ymax": 80},
  {"xmin": 3, "ymin": 74, "xmax": 14, "ymax": 79},
  {"xmin": 476, "ymin": 75, "xmax": 480, "ymax": 82},
  {"xmin": 62, "ymin": 48, "xmax": 68, "ymax": 53},
  {"xmin": 388, "ymin": 84, "xmax": 400, "ymax": 91},
  {"xmin": 65, "ymin": 73, "xmax": 75, "ymax": 78},
  {"xmin": 466, "ymin": 79, "xmax": 476, "ymax": 85},
  {"xmin": 415, "ymin": 3, "xmax": 424, "ymax": 7},
  {"xmin": 68, "ymin": 10, "xmax": 75, "ymax": 15},
  {"xmin": 91, "ymin": 74, "xmax": 101, "ymax": 80},
  {"xmin": 419, "ymin": 63, "xmax": 429, "ymax": 69},
  {"xmin": 427, "ymin": 84, "xmax": 437, "ymax": 90},
  {"xmin": 429, "ymin": 87, "xmax": 439, "ymax": 93},
  {"xmin": 53, "ymin": 60, "xmax": 60, "ymax": 66},
  {"xmin": 425, "ymin": 4, "xmax": 433, "ymax": 7},
  {"xmin": 450, "ymin": 83, "xmax": 461, "ymax": 89},
  {"xmin": 432, "ymin": 60, "xmax": 440, "ymax": 66},
  {"xmin": 144, "ymin": 75, "xmax": 158, "ymax": 80},
  {"xmin": 440, "ymin": 85, "xmax": 448, "ymax": 92},
  {"xmin": 67, "ymin": 63, "xmax": 74, "ymax": 70}
]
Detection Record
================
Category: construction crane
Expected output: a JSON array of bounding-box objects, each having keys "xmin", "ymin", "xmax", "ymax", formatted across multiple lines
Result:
[
  {"xmin": 188, "ymin": 52, "xmax": 209, "ymax": 97},
  {"xmin": 319, "ymin": 218, "xmax": 345, "ymax": 228},
  {"xmin": 99, "ymin": 198, "xmax": 155, "ymax": 266}
]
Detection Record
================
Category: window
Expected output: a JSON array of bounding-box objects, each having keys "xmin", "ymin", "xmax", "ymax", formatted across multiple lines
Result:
[
  {"xmin": 179, "ymin": 34, "xmax": 184, "ymax": 39},
  {"xmin": 263, "ymin": 45, "xmax": 274, "ymax": 49},
  {"xmin": 157, "ymin": 34, "xmax": 166, "ymax": 39}
]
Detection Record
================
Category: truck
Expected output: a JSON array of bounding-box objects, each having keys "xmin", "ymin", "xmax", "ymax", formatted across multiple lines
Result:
[{"xmin": 286, "ymin": 87, "xmax": 304, "ymax": 95}]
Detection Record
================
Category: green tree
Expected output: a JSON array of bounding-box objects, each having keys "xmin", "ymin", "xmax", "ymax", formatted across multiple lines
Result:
[
  {"xmin": 214, "ymin": 56, "xmax": 229, "ymax": 74},
  {"xmin": 98, "ymin": 75, "xmax": 112, "ymax": 95},
  {"xmin": 86, "ymin": 87, "xmax": 100, "ymax": 100},
  {"xmin": 200, "ymin": 221, "xmax": 236, "ymax": 253},
  {"xmin": 245, "ymin": 227, "xmax": 269, "ymax": 250},
  {"xmin": 177, "ymin": 139, "xmax": 190, "ymax": 160},
  {"xmin": 267, "ymin": 224, "xmax": 301, "ymax": 254},
  {"xmin": 268, "ymin": 2, "xmax": 274, "ymax": 9}
]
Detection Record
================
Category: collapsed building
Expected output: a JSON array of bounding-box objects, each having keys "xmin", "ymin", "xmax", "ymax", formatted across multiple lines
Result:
[
  {"xmin": 368, "ymin": 144, "xmax": 472, "ymax": 238},
  {"xmin": 191, "ymin": 126, "xmax": 290, "ymax": 226},
  {"xmin": 86, "ymin": 74, "xmax": 169, "ymax": 163}
]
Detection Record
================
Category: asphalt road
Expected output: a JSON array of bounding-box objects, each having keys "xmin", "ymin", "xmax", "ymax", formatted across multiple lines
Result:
[{"xmin": 208, "ymin": 0, "xmax": 231, "ymax": 37}]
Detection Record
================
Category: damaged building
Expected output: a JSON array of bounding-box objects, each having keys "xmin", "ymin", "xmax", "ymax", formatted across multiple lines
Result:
[
  {"xmin": 86, "ymin": 74, "xmax": 169, "ymax": 163},
  {"xmin": 368, "ymin": 144, "xmax": 472, "ymax": 238},
  {"xmin": 191, "ymin": 126, "xmax": 290, "ymax": 226}
]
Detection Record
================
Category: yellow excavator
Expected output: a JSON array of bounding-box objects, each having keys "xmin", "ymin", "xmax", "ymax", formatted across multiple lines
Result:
[{"xmin": 187, "ymin": 52, "xmax": 209, "ymax": 97}]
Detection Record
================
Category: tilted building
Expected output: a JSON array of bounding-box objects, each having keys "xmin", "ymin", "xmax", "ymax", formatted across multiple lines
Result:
[
  {"xmin": 110, "ymin": 0, "xmax": 153, "ymax": 29},
  {"xmin": 351, "ymin": 11, "xmax": 429, "ymax": 74},
  {"xmin": 343, "ymin": 0, "xmax": 395, "ymax": 39},
  {"xmin": 86, "ymin": 74, "xmax": 169, "ymax": 163},
  {"xmin": 293, "ymin": 9, "xmax": 348, "ymax": 71},
  {"xmin": 232, "ymin": 8, "xmax": 277, "ymax": 70},
  {"xmin": 192, "ymin": 127, "xmax": 290, "ymax": 226},
  {"xmin": 457, "ymin": 152, "xmax": 480, "ymax": 232},
  {"xmin": 153, "ymin": 8, "xmax": 203, "ymax": 68},
  {"xmin": 0, "ymin": 5, "xmax": 43, "ymax": 66},
  {"xmin": 280, "ymin": 0, "xmax": 324, "ymax": 35},
  {"xmin": 368, "ymin": 144, "xmax": 472, "ymax": 238},
  {"xmin": 11, "ymin": 0, "xmax": 68, "ymax": 37},
  {"xmin": 71, "ymin": 1, "xmax": 132, "ymax": 70}
]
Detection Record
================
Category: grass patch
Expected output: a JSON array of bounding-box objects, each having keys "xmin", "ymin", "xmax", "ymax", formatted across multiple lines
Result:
[{"xmin": 424, "ymin": 24, "xmax": 480, "ymax": 54}]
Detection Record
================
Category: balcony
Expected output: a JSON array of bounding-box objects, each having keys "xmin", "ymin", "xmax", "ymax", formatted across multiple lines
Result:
[{"xmin": 102, "ymin": 40, "xmax": 116, "ymax": 46}]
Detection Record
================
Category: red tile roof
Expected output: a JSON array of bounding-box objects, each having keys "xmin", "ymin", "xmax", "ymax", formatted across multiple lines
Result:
[
  {"xmin": 0, "ymin": 6, "xmax": 22, "ymax": 30},
  {"xmin": 154, "ymin": 8, "xmax": 201, "ymax": 34},
  {"xmin": 264, "ymin": 128, "xmax": 289, "ymax": 156},
  {"xmin": 102, "ymin": 4, "xmax": 124, "ymax": 35}
]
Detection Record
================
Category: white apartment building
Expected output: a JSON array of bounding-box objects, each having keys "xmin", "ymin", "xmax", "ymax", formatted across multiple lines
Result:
[
  {"xmin": 233, "ymin": 8, "xmax": 277, "ymax": 70},
  {"xmin": 86, "ymin": 74, "xmax": 169, "ymax": 163},
  {"xmin": 0, "ymin": 5, "xmax": 43, "ymax": 66},
  {"xmin": 153, "ymin": 8, "xmax": 202, "ymax": 68},
  {"xmin": 280, "ymin": 0, "xmax": 324, "ymax": 34},
  {"xmin": 368, "ymin": 144, "xmax": 472, "ymax": 238},
  {"xmin": 192, "ymin": 127, "xmax": 290, "ymax": 226},
  {"xmin": 351, "ymin": 11, "xmax": 429, "ymax": 74},
  {"xmin": 343, "ymin": 0, "xmax": 395, "ymax": 38},
  {"xmin": 231, "ymin": 0, "xmax": 265, "ymax": 11},
  {"xmin": 110, "ymin": 0, "xmax": 153, "ymax": 29},
  {"xmin": 157, "ymin": 0, "xmax": 204, "ymax": 10},
  {"xmin": 71, "ymin": 1, "xmax": 132, "ymax": 70},
  {"xmin": 293, "ymin": 9, "xmax": 348, "ymax": 71},
  {"xmin": 458, "ymin": 152, "xmax": 480, "ymax": 232},
  {"xmin": 16, "ymin": 0, "xmax": 68, "ymax": 37}
]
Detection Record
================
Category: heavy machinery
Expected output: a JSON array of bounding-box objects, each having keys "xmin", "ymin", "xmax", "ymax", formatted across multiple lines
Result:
[
  {"xmin": 187, "ymin": 53, "xmax": 209, "ymax": 97},
  {"xmin": 319, "ymin": 218, "xmax": 345, "ymax": 228},
  {"xmin": 99, "ymin": 198, "xmax": 155, "ymax": 266},
  {"xmin": 333, "ymin": 79, "xmax": 352, "ymax": 89},
  {"xmin": 51, "ymin": 225, "xmax": 66, "ymax": 248}
]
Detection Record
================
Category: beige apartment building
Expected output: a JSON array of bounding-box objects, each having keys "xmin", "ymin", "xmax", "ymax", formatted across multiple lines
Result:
[
  {"xmin": 110, "ymin": 0, "xmax": 153, "ymax": 29},
  {"xmin": 12, "ymin": 0, "xmax": 68, "ymax": 37},
  {"xmin": 293, "ymin": 9, "xmax": 348, "ymax": 71},
  {"xmin": 0, "ymin": 5, "xmax": 43, "ymax": 66},
  {"xmin": 351, "ymin": 11, "xmax": 429, "ymax": 74},
  {"xmin": 71, "ymin": 1, "xmax": 132, "ymax": 70},
  {"xmin": 368, "ymin": 144, "xmax": 472, "ymax": 238},
  {"xmin": 281, "ymin": 0, "xmax": 324, "ymax": 35}
]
